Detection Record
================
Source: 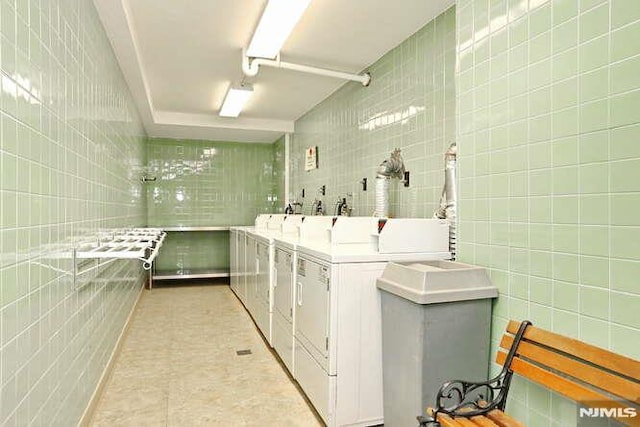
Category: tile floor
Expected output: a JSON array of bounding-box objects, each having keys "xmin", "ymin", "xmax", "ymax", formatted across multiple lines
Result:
[{"xmin": 90, "ymin": 283, "xmax": 323, "ymax": 426}]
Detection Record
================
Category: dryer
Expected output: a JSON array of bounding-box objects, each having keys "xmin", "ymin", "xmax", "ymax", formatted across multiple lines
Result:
[
  {"xmin": 272, "ymin": 216, "xmax": 334, "ymax": 375},
  {"xmin": 293, "ymin": 217, "xmax": 451, "ymax": 427},
  {"xmin": 229, "ymin": 214, "xmax": 270, "ymax": 307},
  {"xmin": 229, "ymin": 228, "xmax": 238, "ymax": 294},
  {"xmin": 229, "ymin": 226, "xmax": 254, "ymax": 305},
  {"xmin": 246, "ymin": 214, "xmax": 288, "ymax": 344}
]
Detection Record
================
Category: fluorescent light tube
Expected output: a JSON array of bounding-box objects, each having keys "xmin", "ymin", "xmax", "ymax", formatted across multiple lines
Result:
[
  {"xmin": 246, "ymin": 0, "xmax": 312, "ymax": 59},
  {"xmin": 219, "ymin": 85, "xmax": 253, "ymax": 117}
]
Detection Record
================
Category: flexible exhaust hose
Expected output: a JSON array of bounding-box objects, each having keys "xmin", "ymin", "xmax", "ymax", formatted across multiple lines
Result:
[
  {"xmin": 374, "ymin": 149, "xmax": 405, "ymax": 218},
  {"xmin": 434, "ymin": 143, "xmax": 457, "ymax": 259},
  {"xmin": 374, "ymin": 175, "xmax": 390, "ymax": 217}
]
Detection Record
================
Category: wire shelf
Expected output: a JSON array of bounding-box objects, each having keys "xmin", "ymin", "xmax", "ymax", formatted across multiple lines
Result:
[{"xmin": 73, "ymin": 228, "xmax": 167, "ymax": 271}]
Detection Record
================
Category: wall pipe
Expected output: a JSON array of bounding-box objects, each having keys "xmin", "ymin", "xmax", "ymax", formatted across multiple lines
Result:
[{"xmin": 242, "ymin": 52, "xmax": 371, "ymax": 86}]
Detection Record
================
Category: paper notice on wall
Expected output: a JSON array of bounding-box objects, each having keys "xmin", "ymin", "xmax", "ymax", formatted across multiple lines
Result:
[{"xmin": 305, "ymin": 146, "xmax": 318, "ymax": 171}]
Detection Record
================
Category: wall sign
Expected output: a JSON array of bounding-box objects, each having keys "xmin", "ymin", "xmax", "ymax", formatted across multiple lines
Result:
[{"xmin": 305, "ymin": 146, "xmax": 318, "ymax": 171}]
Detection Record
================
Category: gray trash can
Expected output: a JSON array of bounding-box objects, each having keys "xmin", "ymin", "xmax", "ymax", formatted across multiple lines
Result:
[{"xmin": 376, "ymin": 261, "xmax": 498, "ymax": 427}]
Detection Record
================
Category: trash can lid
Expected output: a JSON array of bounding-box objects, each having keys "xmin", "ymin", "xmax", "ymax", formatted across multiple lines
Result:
[{"xmin": 376, "ymin": 260, "xmax": 498, "ymax": 304}]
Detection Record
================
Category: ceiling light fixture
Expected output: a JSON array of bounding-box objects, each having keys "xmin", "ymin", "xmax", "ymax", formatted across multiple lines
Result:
[
  {"xmin": 246, "ymin": 0, "xmax": 312, "ymax": 59},
  {"xmin": 219, "ymin": 85, "xmax": 253, "ymax": 118}
]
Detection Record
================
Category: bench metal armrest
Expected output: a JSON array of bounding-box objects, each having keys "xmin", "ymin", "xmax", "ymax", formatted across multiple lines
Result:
[
  {"xmin": 417, "ymin": 414, "xmax": 438, "ymax": 426},
  {"xmin": 424, "ymin": 321, "xmax": 532, "ymax": 423}
]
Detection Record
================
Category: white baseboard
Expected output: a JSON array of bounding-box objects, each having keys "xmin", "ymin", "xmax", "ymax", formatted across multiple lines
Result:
[{"xmin": 78, "ymin": 283, "xmax": 145, "ymax": 426}]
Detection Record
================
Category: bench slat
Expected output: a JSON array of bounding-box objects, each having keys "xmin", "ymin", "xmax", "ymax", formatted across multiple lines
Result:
[
  {"xmin": 506, "ymin": 320, "xmax": 640, "ymax": 380},
  {"xmin": 429, "ymin": 408, "xmax": 503, "ymax": 426},
  {"xmin": 436, "ymin": 412, "xmax": 468, "ymax": 427},
  {"xmin": 435, "ymin": 413, "xmax": 503, "ymax": 427},
  {"xmin": 451, "ymin": 417, "xmax": 481, "ymax": 427},
  {"xmin": 497, "ymin": 351, "xmax": 640, "ymax": 426},
  {"xmin": 485, "ymin": 410, "xmax": 525, "ymax": 427},
  {"xmin": 469, "ymin": 415, "xmax": 502, "ymax": 427},
  {"xmin": 500, "ymin": 334, "xmax": 640, "ymax": 403}
]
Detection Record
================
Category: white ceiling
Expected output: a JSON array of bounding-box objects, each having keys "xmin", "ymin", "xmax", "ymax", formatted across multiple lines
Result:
[{"xmin": 94, "ymin": 0, "xmax": 455, "ymax": 143}]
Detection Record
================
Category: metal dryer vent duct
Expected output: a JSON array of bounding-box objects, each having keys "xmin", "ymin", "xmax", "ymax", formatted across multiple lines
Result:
[
  {"xmin": 434, "ymin": 143, "xmax": 457, "ymax": 259},
  {"xmin": 374, "ymin": 148, "xmax": 405, "ymax": 218}
]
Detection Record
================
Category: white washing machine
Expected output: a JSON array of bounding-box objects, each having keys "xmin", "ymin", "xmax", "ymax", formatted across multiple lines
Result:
[
  {"xmin": 231, "ymin": 214, "xmax": 278, "ymax": 312},
  {"xmin": 246, "ymin": 214, "xmax": 289, "ymax": 344},
  {"xmin": 293, "ymin": 217, "xmax": 451, "ymax": 427},
  {"xmin": 230, "ymin": 213, "xmax": 272, "ymax": 307},
  {"xmin": 229, "ymin": 228, "xmax": 238, "ymax": 293},
  {"xmin": 273, "ymin": 240, "xmax": 295, "ymax": 370},
  {"xmin": 244, "ymin": 231, "xmax": 257, "ymax": 314},
  {"xmin": 254, "ymin": 233, "xmax": 273, "ymax": 342},
  {"xmin": 229, "ymin": 226, "xmax": 254, "ymax": 306},
  {"xmin": 272, "ymin": 216, "xmax": 334, "ymax": 375},
  {"xmin": 254, "ymin": 214, "xmax": 271, "ymax": 230}
]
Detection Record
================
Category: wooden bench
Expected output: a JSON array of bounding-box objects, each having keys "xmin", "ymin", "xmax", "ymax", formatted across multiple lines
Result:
[{"xmin": 419, "ymin": 320, "xmax": 640, "ymax": 427}]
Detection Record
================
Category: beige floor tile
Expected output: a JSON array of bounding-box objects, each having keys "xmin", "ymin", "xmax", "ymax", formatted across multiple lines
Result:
[{"xmin": 90, "ymin": 284, "xmax": 323, "ymax": 427}]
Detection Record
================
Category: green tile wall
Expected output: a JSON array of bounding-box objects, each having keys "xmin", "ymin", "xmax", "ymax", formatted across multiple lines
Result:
[
  {"xmin": 0, "ymin": 0, "xmax": 146, "ymax": 425},
  {"xmin": 456, "ymin": 0, "xmax": 640, "ymax": 424},
  {"xmin": 290, "ymin": 7, "xmax": 456, "ymax": 217},
  {"xmin": 146, "ymin": 138, "xmax": 279, "ymax": 271},
  {"xmin": 146, "ymin": 138, "xmax": 278, "ymax": 227},
  {"xmin": 272, "ymin": 135, "xmax": 286, "ymax": 212}
]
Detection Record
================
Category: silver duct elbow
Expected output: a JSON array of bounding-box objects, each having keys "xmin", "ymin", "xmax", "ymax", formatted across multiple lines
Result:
[
  {"xmin": 376, "ymin": 148, "xmax": 406, "ymax": 179},
  {"xmin": 434, "ymin": 143, "xmax": 457, "ymax": 259}
]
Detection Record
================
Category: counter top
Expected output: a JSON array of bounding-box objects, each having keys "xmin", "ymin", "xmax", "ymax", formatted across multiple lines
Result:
[{"xmin": 162, "ymin": 226, "xmax": 231, "ymax": 231}]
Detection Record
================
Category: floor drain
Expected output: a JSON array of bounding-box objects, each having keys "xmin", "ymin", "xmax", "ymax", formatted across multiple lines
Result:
[{"xmin": 236, "ymin": 349, "xmax": 252, "ymax": 356}]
